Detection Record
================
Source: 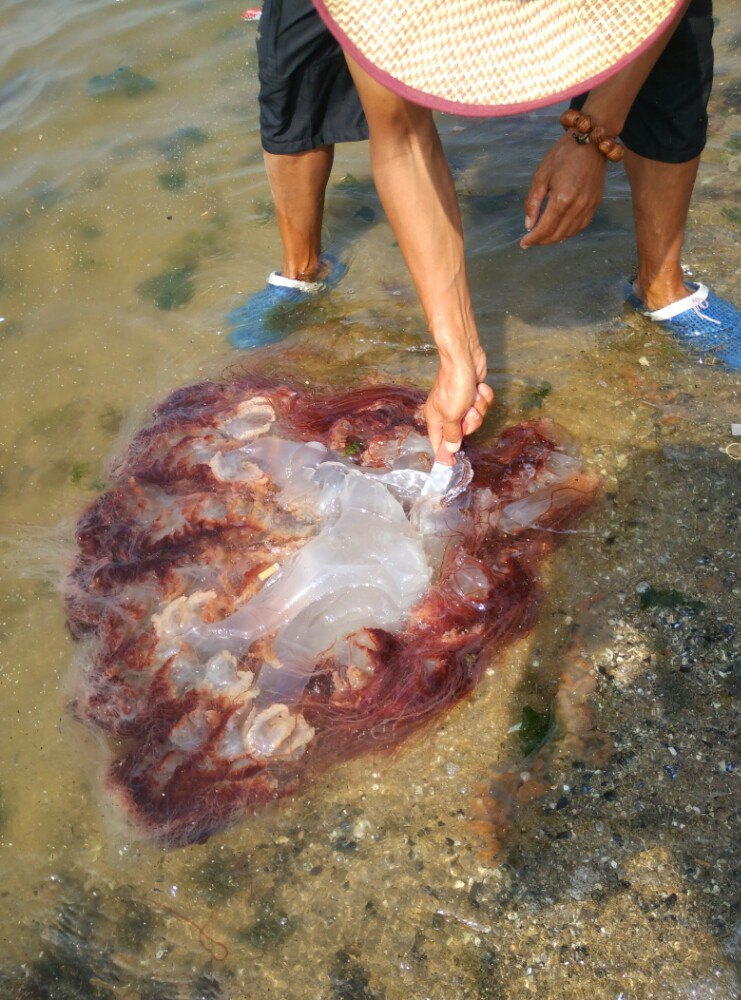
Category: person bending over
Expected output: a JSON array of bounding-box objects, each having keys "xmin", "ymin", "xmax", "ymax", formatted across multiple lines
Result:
[{"xmin": 229, "ymin": 0, "xmax": 739, "ymax": 455}]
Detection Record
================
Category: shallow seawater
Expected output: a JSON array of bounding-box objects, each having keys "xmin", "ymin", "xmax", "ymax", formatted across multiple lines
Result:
[{"xmin": 0, "ymin": 2, "xmax": 739, "ymax": 997}]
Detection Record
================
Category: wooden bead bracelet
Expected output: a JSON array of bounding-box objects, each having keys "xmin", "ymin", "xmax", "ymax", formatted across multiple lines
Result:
[{"xmin": 560, "ymin": 108, "xmax": 624, "ymax": 162}]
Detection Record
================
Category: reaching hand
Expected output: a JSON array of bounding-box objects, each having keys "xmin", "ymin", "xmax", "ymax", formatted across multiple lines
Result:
[
  {"xmin": 520, "ymin": 133, "xmax": 608, "ymax": 248},
  {"xmin": 424, "ymin": 343, "xmax": 494, "ymax": 455}
]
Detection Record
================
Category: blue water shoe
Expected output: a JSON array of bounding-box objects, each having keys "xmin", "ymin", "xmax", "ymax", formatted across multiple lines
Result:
[
  {"xmin": 228, "ymin": 253, "xmax": 346, "ymax": 349},
  {"xmin": 627, "ymin": 281, "xmax": 740, "ymax": 370}
]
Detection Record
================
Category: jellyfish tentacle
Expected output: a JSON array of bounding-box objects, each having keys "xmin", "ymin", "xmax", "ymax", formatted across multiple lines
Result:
[{"xmin": 67, "ymin": 376, "xmax": 598, "ymax": 845}]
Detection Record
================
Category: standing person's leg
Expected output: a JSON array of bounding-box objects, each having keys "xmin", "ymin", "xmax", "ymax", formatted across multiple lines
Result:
[
  {"xmin": 229, "ymin": 0, "xmax": 368, "ymax": 347},
  {"xmin": 619, "ymin": 0, "xmax": 739, "ymax": 365},
  {"xmin": 264, "ymin": 145, "xmax": 334, "ymax": 281},
  {"xmin": 619, "ymin": 0, "xmax": 712, "ymax": 311},
  {"xmin": 623, "ymin": 152, "xmax": 699, "ymax": 312}
]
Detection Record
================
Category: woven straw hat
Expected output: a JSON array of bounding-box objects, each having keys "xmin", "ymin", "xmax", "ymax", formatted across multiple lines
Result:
[{"xmin": 312, "ymin": 0, "xmax": 685, "ymax": 117}]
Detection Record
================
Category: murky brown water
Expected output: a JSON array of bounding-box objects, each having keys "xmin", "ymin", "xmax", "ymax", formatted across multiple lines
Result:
[{"xmin": 0, "ymin": 2, "xmax": 738, "ymax": 997}]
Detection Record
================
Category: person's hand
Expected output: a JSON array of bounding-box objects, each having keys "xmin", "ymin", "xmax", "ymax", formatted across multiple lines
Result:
[
  {"xmin": 520, "ymin": 133, "xmax": 607, "ymax": 248},
  {"xmin": 424, "ymin": 343, "xmax": 494, "ymax": 455}
]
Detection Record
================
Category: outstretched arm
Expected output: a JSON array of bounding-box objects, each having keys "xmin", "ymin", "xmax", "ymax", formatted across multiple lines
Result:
[
  {"xmin": 345, "ymin": 57, "xmax": 493, "ymax": 456},
  {"xmin": 520, "ymin": 1, "xmax": 690, "ymax": 248}
]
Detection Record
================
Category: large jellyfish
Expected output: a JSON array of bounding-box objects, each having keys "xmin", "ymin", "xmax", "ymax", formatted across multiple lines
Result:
[{"xmin": 66, "ymin": 373, "xmax": 599, "ymax": 846}]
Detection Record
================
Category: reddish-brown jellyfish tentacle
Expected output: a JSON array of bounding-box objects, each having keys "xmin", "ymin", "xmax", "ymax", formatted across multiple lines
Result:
[{"xmin": 67, "ymin": 375, "xmax": 598, "ymax": 846}]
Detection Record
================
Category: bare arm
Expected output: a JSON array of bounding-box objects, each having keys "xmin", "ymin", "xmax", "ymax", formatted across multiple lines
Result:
[
  {"xmin": 345, "ymin": 57, "xmax": 493, "ymax": 455},
  {"xmin": 521, "ymin": 1, "xmax": 690, "ymax": 247}
]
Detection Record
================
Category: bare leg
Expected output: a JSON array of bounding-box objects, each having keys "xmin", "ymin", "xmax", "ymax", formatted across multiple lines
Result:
[
  {"xmin": 624, "ymin": 149, "xmax": 700, "ymax": 311},
  {"xmin": 264, "ymin": 145, "xmax": 335, "ymax": 280}
]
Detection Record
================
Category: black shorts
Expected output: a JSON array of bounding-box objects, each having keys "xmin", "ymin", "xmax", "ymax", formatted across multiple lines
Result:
[
  {"xmin": 572, "ymin": 0, "xmax": 714, "ymax": 163},
  {"xmin": 256, "ymin": 0, "xmax": 368, "ymax": 154},
  {"xmin": 258, "ymin": 0, "xmax": 713, "ymax": 164}
]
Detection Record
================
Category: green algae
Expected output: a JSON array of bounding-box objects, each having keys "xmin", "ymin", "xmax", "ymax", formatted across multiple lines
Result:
[
  {"xmin": 162, "ymin": 126, "xmax": 208, "ymax": 161},
  {"xmin": 522, "ymin": 380, "xmax": 553, "ymax": 410},
  {"xmin": 137, "ymin": 264, "xmax": 195, "ymax": 311},
  {"xmin": 136, "ymin": 225, "xmax": 228, "ymax": 309},
  {"xmin": 67, "ymin": 461, "xmax": 106, "ymax": 491},
  {"xmin": 98, "ymin": 404, "xmax": 123, "ymax": 436},
  {"xmin": 88, "ymin": 66, "xmax": 156, "ymax": 99},
  {"xmin": 77, "ymin": 221, "xmax": 103, "ymax": 240},
  {"xmin": 158, "ymin": 168, "xmax": 188, "ymax": 191},
  {"xmin": 354, "ymin": 206, "xmax": 376, "ymax": 224},
  {"xmin": 69, "ymin": 461, "xmax": 91, "ymax": 486},
  {"xmin": 519, "ymin": 705, "xmax": 552, "ymax": 757},
  {"xmin": 637, "ymin": 585, "xmax": 706, "ymax": 612}
]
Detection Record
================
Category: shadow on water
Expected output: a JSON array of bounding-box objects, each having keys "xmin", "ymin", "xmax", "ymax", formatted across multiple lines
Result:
[
  {"xmin": 0, "ymin": 873, "xmax": 227, "ymax": 999},
  {"xmin": 454, "ymin": 438, "xmax": 738, "ymax": 998}
]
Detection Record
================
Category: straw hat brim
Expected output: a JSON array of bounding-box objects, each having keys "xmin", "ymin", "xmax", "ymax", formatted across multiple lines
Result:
[{"xmin": 312, "ymin": 0, "xmax": 686, "ymax": 117}]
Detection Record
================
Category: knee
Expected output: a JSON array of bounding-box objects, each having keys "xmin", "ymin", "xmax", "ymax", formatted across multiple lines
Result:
[{"xmin": 367, "ymin": 97, "xmax": 435, "ymax": 153}]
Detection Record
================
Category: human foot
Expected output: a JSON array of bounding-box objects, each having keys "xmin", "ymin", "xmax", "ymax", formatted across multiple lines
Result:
[
  {"xmin": 626, "ymin": 281, "xmax": 741, "ymax": 370},
  {"xmin": 228, "ymin": 253, "xmax": 346, "ymax": 349}
]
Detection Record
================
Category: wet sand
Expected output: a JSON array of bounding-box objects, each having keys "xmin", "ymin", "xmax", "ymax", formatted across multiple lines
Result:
[{"xmin": 0, "ymin": 1, "xmax": 739, "ymax": 997}]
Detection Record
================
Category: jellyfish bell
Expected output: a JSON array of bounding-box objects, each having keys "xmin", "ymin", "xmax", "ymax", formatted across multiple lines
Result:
[
  {"xmin": 67, "ymin": 373, "xmax": 599, "ymax": 845},
  {"xmin": 447, "ymin": 554, "xmax": 495, "ymax": 610}
]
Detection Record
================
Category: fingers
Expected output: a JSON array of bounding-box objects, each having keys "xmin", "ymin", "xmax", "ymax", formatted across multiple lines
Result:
[
  {"xmin": 544, "ymin": 205, "xmax": 595, "ymax": 245},
  {"xmin": 471, "ymin": 386, "xmax": 492, "ymax": 417},
  {"xmin": 427, "ymin": 418, "xmax": 443, "ymax": 456},
  {"xmin": 521, "ymin": 194, "xmax": 569, "ymax": 246},
  {"xmin": 461, "ymin": 407, "xmax": 482, "ymax": 437},
  {"xmin": 425, "ymin": 405, "xmax": 466, "ymax": 455},
  {"xmin": 425, "ymin": 376, "xmax": 494, "ymax": 456},
  {"xmin": 424, "ymin": 398, "xmax": 448, "ymax": 455},
  {"xmin": 521, "ymin": 136, "xmax": 606, "ymax": 248},
  {"xmin": 520, "ymin": 193, "xmax": 594, "ymax": 247},
  {"xmin": 442, "ymin": 416, "xmax": 463, "ymax": 454},
  {"xmin": 477, "ymin": 382, "xmax": 495, "ymax": 404},
  {"xmin": 461, "ymin": 388, "xmax": 488, "ymax": 428},
  {"xmin": 462, "ymin": 383, "xmax": 494, "ymax": 436},
  {"xmin": 524, "ymin": 171, "xmax": 548, "ymax": 233}
]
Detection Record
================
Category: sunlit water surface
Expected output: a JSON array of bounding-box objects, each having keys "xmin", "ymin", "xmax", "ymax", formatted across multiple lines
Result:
[{"xmin": 0, "ymin": 1, "xmax": 738, "ymax": 997}]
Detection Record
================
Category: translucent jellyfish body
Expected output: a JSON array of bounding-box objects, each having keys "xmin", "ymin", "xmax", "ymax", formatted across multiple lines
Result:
[{"xmin": 67, "ymin": 374, "xmax": 598, "ymax": 845}]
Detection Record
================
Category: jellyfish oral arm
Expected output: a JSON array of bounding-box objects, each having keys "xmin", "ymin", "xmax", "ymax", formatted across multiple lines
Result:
[{"xmin": 178, "ymin": 439, "xmax": 439, "ymax": 677}]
